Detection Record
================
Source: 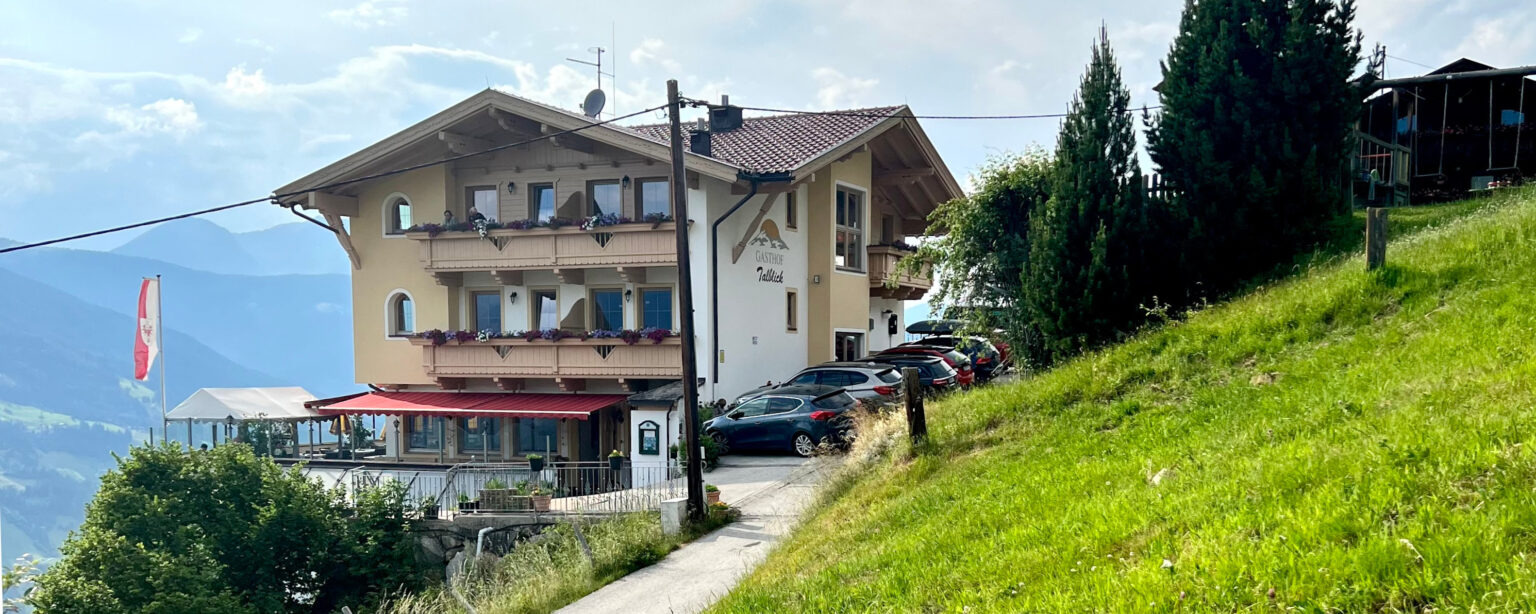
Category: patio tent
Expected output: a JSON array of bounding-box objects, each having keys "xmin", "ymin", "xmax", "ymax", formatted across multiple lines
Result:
[
  {"xmin": 166, "ymin": 387, "xmax": 320, "ymax": 450},
  {"xmin": 167, "ymin": 387, "xmax": 321, "ymax": 422}
]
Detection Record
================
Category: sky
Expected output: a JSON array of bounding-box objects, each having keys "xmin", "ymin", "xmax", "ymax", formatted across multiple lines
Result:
[{"xmin": 1, "ymin": 0, "xmax": 1533, "ymax": 250}]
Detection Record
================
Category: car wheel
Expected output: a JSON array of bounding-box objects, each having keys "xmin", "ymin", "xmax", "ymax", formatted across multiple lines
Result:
[
  {"xmin": 792, "ymin": 432, "xmax": 816, "ymax": 457},
  {"xmin": 709, "ymin": 431, "xmax": 730, "ymax": 454}
]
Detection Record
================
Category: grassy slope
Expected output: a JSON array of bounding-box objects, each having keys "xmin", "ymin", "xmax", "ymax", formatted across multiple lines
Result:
[{"xmin": 714, "ymin": 190, "xmax": 1536, "ymax": 613}]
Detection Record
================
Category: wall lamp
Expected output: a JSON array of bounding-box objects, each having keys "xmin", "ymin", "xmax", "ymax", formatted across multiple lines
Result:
[
  {"xmin": 508, "ymin": 291, "xmax": 519, "ymax": 304},
  {"xmin": 506, "ymin": 181, "xmax": 517, "ymax": 194},
  {"xmin": 624, "ymin": 289, "xmax": 633, "ymax": 303},
  {"xmin": 621, "ymin": 175, "xmax": 632, "ymax": 189}
]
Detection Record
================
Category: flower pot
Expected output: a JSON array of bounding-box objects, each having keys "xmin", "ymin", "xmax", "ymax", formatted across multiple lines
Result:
[
  {"xmin": 531, "ymin": 494, "xmax": 552, "ymax": 512},
  {"xmin": 529, "ymin": 457, "xmax": 546, "ymax": 472},
  {"xmin": 608, "ymin": 456, "xmax": 624, "ymax": 471},
  {"xmin": 706, "ymin": 490, "xmax": 721, "ymax": 506},
  {"xmin": 460, "ymin": 501, "xmax": 479, "ymax": 512},
  {"xmin": 420, "ymin": 505, "xmax": 439, "ymax": 518}
]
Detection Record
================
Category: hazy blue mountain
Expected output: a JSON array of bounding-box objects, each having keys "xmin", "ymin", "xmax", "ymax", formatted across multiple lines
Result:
[
  {"xmin": 0, "ymin": 268, "xmax": 287, "ymax": 563},
  {"xmin": 0, "ymin": 247, "xmax": 355, "ymax": 398},
  {"xmin": 111, "ymin": 218, "xmax": 349, "ymax": 276}
]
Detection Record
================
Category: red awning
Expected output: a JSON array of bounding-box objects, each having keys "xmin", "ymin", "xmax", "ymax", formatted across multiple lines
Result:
[{"xmin": 313, "ymin": 391, "xmax": 626, "ymax": 420}]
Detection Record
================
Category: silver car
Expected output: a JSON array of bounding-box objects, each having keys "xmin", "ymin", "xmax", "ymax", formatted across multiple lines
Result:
[{"xmin": 739, "ymin": 362, "xmax": 906, "ymax": 407}]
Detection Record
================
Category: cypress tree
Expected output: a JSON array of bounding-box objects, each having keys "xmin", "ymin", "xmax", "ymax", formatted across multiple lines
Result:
[
  {"xmin": 1025, "ymin": 27, "xmax": 1148, "ymax": 362},
  {"xmin": 1147, "ymin": 0, "xmax": 1362, "ymax": 295}
]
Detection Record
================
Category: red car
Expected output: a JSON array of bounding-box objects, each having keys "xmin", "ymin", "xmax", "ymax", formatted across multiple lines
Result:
[{"xmin": 875, "ymin": 346, "xmax": 976, "ymax": 387}]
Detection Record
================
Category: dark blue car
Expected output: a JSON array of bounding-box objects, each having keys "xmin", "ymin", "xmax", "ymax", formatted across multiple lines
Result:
[{"xmin": 703, "ymin": 385, "xmax": 858, "ymax": 457}]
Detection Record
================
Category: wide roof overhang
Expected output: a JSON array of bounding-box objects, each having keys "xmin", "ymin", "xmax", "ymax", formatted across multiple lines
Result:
[{"xmin": 310, "ymin": 391, "xmax": 626, "ymax": 420}]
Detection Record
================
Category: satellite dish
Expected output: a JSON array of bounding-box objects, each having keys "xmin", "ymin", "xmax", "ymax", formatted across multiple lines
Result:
[{"xmin": 582, "ymin": 89, "xmax": 607, "ymax": 118}]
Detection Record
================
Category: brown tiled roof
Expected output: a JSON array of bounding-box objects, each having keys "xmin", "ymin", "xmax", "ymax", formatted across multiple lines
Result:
[{"xmin": 626, "ymin": 106, "xmax": 904, "ymax": 174}]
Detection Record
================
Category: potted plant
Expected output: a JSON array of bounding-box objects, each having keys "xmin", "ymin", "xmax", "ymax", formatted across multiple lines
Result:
[
  {"xmin": 480, "ymin": 478, "xmax": 515, "ymax": 511},
  {"xmin": 704, "ymin": 484, "xmax": 721, "ymax": 505},
  {"xmin": 527, "ymin": 453, "xmax": 545, "ymax": 473},
  {"xmin": 529, "ymin": 482, "xmax": 552, "ymax": 512},
  {"xmin": 458, "ymin": 492, "xmax": 477, "ymax": 512},
  {"xmin": 417, "ymin": 495, "xmax": 439, "ymax": 518},
  {"xmin": 608, "ymin": 449, "xmax": 625, "ymax": 471}
]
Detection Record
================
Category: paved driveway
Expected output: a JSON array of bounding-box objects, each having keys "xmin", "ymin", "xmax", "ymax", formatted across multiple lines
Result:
[{"xmin": 553, "ymin": 454, "xmax": 832, "ymax": 614}]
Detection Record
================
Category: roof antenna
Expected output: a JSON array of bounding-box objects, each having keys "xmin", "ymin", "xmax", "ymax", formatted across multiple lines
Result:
[{"xmin": 567, "ymin": 46, "xmax": 614, "ymax": 118}]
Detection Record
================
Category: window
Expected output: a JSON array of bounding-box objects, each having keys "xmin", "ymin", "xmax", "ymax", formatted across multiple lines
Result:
[
  {"xmin": 765, "ymin": 397, "xmax": 804, "ymax": 414},
  {"xmin": 733, "ymin": 399, "xmax": 771, "ymax": 418},
  {"xmin": 637, "ymin": 179, "xmax": 670, "ymax": 219},
  {"xmin": 518, "ymin": 418, "xmax": 558, "ymax": 454},
  {"xmin": 835, "ymin": 331, "xmax": 864, "ymax": 362},
  {"xmin": 876, "ymin": 368, "xmax": 902, "ymax": 384},
  {"xmin": 588, "ymin": 180, "xmax": 621, "ymax": 217},
  {"xmin": 785, "ymin": 191, "xmax": 797, "ymax": 229},
  {"xmin": 471, "ymin": 291, "xmax": 501, "ymax": 332},
  {"xmin": 789, "ymin": 372, "xmax": 818, "ymax": 385},
  {"xmin": 386, "ymin": 197, "xmax": 412, "ymax": 234},
  {"xmin": 407, "ymin": 416, "xmax": 444, "ymax": 450},
  {"xmin": 786, "ymin": 289, "xmax": 798, "ymax": 332},
  {"xmin": 466, "ymin": 186, "xmax": 499, "ymax": 222},
  {"xmin": 590, "ymin": 288, "xmax": 623, "ymax": 331},
  {"xmin": 531, "ymin": 289, "xmax": 558, "ymax": 330},
  {"xmin": 1503, "ymin": 110, "xmax": 1526, "ymax": 126},
  {"xmin": 640, "ymin": 288, "xmax": 673, "ymax": 330},
  {"xmin": 529, "ymin": 183, "xmax": 555, "ymax": 222},
  {"xmin": 819, "ymin": 371, "xmax": 868, "ymax": 387},
  {"xmin": 389, "ymin": 293, "xmax": 414, "ymax": 336},
  {"xmin": 835, "ymin": 188, "xmax": 865, "ymax": 271},
  {"xmin": 459, "ymin": 417, "xmax": 501, "ymax": 453}
]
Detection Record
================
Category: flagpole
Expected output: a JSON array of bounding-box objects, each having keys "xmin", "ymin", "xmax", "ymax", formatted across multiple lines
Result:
[{"xmin": 157, "ymin": 274, "xmax": 168, "ymax": 446}]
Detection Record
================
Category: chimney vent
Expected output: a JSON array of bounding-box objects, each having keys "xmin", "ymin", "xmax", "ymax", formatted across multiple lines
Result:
[{"xmin": 708, "ymin": 95, "xmax": 744, "ymax": 132}]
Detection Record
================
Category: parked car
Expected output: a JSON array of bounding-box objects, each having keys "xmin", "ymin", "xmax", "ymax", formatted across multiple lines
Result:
[
  {"xmin": 904, "ymin": 336, "xmax": 1004, "ymax": 380},
  {"xmin": 876, "ymin": 345, "xmax": 976, "ymax": 387},
  {"xmin": 850, "ymin": 355, "xmax": 960, "ymax": 395},
  {"xmin": 704, "ymin": 385, "xmax": 859, "ymax": 457},
  {"xmin": 742, "ymin": 362, "xmax": 905, "ymax": 407}
]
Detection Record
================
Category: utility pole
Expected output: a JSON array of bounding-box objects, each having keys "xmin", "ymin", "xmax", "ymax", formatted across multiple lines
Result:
[{"xmin": 667, "ymin": 79, "xmax": 706, "ymax": 520}]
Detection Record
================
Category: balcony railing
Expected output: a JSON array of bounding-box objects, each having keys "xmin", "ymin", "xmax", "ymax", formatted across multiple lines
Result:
[
  {"xmin": 867, "ymin": 245, "xmax": 932, "ymax": 300},
  {"xmin": 411, "ymin": 336, "xmax": 683, "ymax": 380},
  {"xmin": 406, "ymin": 222, "xmax": 678, "ymax": 275}
]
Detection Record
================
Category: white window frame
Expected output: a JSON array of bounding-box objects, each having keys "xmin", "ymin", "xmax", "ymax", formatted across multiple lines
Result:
[
  {"xmin": 382, "ymin": 192, "xmax": 413, "ymax": 237},
  {"xmin": 385, "ymin": 289, "xmax": 416, "ymax": 340},
  {"xmin": 834, "ymin": 182, "xmax": 867, "ymax": 274}
]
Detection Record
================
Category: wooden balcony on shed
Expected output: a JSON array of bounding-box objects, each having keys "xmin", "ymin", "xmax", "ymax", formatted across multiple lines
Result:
[
  {"xmin": 867, "ymin": 245, "xmax": 932, "ymax": 300},
  {"xmin": 406, "ymin": 222, "xmax": 678, "ymax": 279}
]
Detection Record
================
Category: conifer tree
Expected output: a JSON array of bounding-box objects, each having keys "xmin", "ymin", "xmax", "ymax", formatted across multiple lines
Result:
[
  {"xmin": 1025, "ymin": 27, "xmax": 1148, "ymax": 361},
  {"xmin": 1147, "ymin": 0, "xmax": 1362, "ymax": 294}
]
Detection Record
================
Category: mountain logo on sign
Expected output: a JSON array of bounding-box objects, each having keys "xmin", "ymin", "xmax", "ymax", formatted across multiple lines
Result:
[{"xmin": 749, "ymin": 219, "xmax": 788, "ymax": 250}]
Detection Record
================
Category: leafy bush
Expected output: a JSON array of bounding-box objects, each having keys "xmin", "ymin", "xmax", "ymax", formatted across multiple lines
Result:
[{"xmin": 28, "ymin": 443, "xmax": 428, "ymax": 613}]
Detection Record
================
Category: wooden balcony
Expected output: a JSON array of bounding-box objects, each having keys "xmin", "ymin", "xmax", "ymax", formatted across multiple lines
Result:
[
  {"xmin": 410, "ymin": 336, "xmax": 682, "ymax": 390},
  {"xmin": 407, "ymin": 222, "xmax": 678, "ymax": 281},
  {"xmin": 867, "ymin": 245, "xmax": 932, "ymax": 300}
]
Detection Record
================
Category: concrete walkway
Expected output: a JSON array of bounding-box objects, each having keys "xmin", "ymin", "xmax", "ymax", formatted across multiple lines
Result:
[{"xmin": 553, "ymin": 455, "xmax": 833, "ymax": 614}]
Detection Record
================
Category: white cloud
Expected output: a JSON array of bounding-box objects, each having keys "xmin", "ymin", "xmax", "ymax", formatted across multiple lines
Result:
[
  {"xmin": 327, "ymin": 0, "xmax": 408, "ymax": 29},
  {"xmin": 177, "ymin": 27, "xmax": 203, "ymax": 44},
  {"xmin": 235, "ymin": 37, "xmax": 276, "ymax": 53},
  {"xmin": 811, "ymin": 67, "xmax": 878, "ymax": 109},
  {"xmin": 222, "ymin": 65, "xmax": 271, "ymax": 101},
  {"xmin": 630, "ymin": 38, "xmax": 681, "ymax": 73},
  {"xmin": 979, "ymin": 60, "xmax": 1031, "ymax": 103},
  {"xmin": 300, "ymin": 133, "xmax": 353, "ymax": 152},
  {"xmin": 1452, "ymin": 11, "xmax": 1536, "ymax": 67},
  {"xmin": 105, "ymin": 98, "xmax": 201, "ymax": 138}
]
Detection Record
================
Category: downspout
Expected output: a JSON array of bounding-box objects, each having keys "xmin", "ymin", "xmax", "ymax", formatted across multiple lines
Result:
[{"xmin": 709, "ymin": 171, "xmax": 793, "ymax": 387}]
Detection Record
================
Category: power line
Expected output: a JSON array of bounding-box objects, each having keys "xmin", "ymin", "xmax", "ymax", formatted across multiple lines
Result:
[
  {"xmin": 1388, "ymin": 53, "xmax": 1431, "ymax": 70},
  {"xmin": 684, "ymin": 99, "xmax": 1161, "ymax": 120},
  {"xmin": 0, "ymin": 103, "xmax": 670, "ymax": 256}
]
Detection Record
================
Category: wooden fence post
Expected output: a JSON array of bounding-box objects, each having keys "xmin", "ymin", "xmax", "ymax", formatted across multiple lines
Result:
[
  {"xmin": 902, "ymin": 367, "xmax": 928, "ymax": 444},
  {"xmin": 1366, "ymin": 207, "xmax": 1388, "ymax": 271}
]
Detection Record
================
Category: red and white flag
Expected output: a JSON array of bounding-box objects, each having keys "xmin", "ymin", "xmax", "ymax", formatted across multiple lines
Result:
[{"xmin": 134, "ymin": 277, "xmax": 160, "ymax": 381}]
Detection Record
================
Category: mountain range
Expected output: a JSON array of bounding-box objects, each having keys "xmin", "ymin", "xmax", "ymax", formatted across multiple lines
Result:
[{"xmin": 0, "ymin": 220, "xmax": 355, "ymax": 564}]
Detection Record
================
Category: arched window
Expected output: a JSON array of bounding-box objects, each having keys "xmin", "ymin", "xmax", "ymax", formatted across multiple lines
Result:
[
  {"xmin": 385, "ymin": 195, "xmax": 412, "ymax": 235},
  {"xmin": 388, "ymin": 292, "xmax": 414, "ymax": 336}
]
